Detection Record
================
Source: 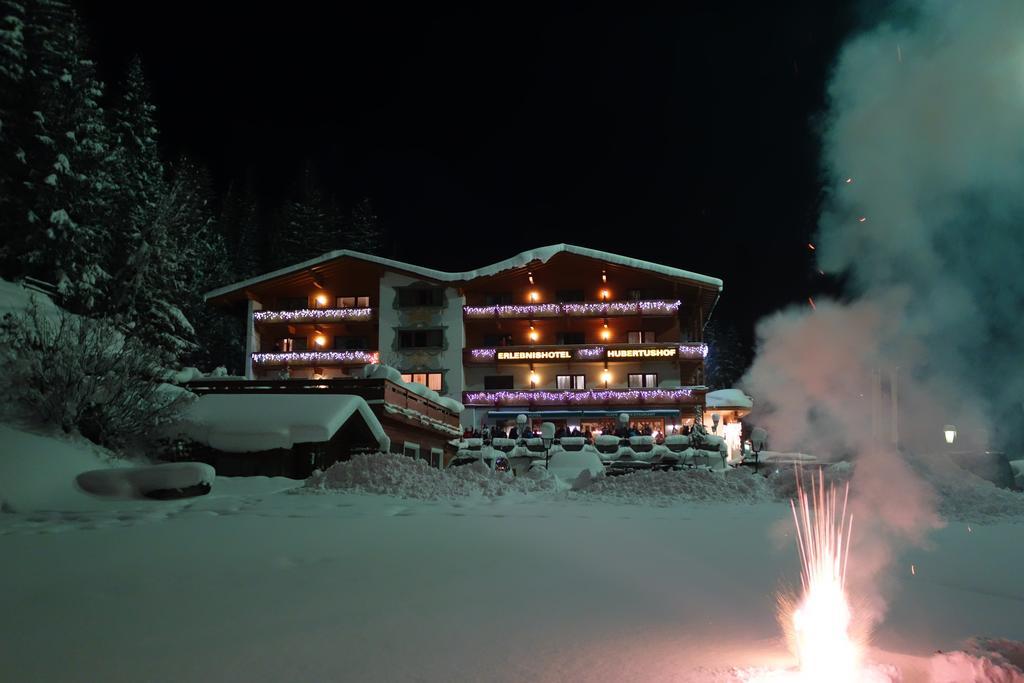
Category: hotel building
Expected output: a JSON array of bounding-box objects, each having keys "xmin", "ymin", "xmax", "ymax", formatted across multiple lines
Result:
[{"xmin": 204, "ymin": 244, "xmax": 722, "ymax": 435}]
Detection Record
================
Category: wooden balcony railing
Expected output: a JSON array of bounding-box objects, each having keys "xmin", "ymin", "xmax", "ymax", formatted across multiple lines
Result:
[{"xmin": 463, "ymin": 299, "xmax": 681, "ymax": 320}]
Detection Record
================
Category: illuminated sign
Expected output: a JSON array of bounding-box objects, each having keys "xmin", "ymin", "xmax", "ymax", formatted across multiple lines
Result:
[
  {"xmin": 496, "ymin": 350, "xmax": 572, "ymax": 360},
  {"xmin": 607, "ymin": 347, "xmax": 678, "ymax": 359}
]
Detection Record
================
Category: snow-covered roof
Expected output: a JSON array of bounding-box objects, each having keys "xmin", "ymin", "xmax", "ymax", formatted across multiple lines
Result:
[
  {"xmin": 705, "ymin": 389, "xmax": 754, "ymax": 411},
  {"xmin": 204, "ymin": 244, "xmax": 722, "ymax": 301},
  {"xmin": 173, "ymin": 394, "xmax": 389, "ymax": 453}
]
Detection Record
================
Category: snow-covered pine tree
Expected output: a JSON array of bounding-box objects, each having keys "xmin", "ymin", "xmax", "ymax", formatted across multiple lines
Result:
[
  {"xmin": 345, "ymin": 197, "xmax": 384, "ymax": 255},
  {"xmin": 269, "ymin": 162, "xmax": 337, "ymax": 269},
  {"xmin": 105, "ymin": 56, "xmax": 167, "ymax": 321},
  {"xmin": 7, "ymin": 0, "xmax": 116, "ymax": 312}
]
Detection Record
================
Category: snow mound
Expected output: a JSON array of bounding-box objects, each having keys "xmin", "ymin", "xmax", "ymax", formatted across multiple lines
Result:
[
  {"xmin": 578, "ymin": 467, "xmax": 773, "ymax": 506},
  {"xmin": 76, "ymin": 463, "xmax": 215, "ymax": 500},
  {"xmin": 929, "ymin": 638, "xmax": 1024, "ymax": 682},
  {"xmin": 300, "ymin": 452, "xmax": 562, "ymax": 500},
  {"xmin": 917, "ymin": 454, "xmax": 1024, "ymax": 523},
  {"xmin": 0, "ymin": 424, "xmax": 115, "ymax": 512}
]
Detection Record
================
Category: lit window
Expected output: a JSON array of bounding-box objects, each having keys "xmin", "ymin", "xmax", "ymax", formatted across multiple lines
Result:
[
  {"xmin": 337, "ymin": 296, "xmax": 356, "ymax": 308},
  {"xmin": 627, "ymin": 331, "xmax": 656, "ymax": 344},
  {"xmin": 400, "ymin": 372, "xmax": 443, "ymax": 392},
  {"xmin": 557, "ymin": 375, "xmax": 585, "ymax": 390},
  {"xmin": 356, "ymin": 296, "xmax": 370, "ymax": 308},
  {"xmin": 629, "ymin": 373, "xmax": 658, "ymax": 388}
]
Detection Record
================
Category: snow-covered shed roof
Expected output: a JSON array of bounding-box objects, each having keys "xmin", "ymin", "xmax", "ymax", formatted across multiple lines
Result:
[
  {"xmin": 204, "ymin": 244, "xmax": 723, "ymax": 303},
  {"xmin": 173, "ymin": 394, "xmax": 389, "ymax": 453},
  {"xmin": 705, "ymin": 389, "xmax": 754, "ymax": 411}
]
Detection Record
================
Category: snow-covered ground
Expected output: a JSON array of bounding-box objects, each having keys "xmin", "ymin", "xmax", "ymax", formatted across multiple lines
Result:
[{"xmin": 1, "ymin": 435, "xmax": 1022, "ymax": 682}]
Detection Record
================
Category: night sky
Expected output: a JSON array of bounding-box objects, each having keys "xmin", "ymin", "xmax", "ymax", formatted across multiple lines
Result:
[{"xmin": 75, "ymin": 2, "xmax": 861, "ymax": 344}]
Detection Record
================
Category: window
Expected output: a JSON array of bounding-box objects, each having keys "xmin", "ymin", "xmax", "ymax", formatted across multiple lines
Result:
[
  {"xmin": 398, "ymin": 329, "xmax": 444, "ymax": 349},
  {"xmin": 556, "ymin": 375, "xmax": 586, "ymax": 390},
  {"xmin": 628, "ymin": 373, "xmax": 658, "ymax": 388},
  {"xmin": 282, "ymin": 337, "xmax": 308, "ymax": 352},
  {"xmin": 403, "ymin": 442, "xmax": 420, "ymax": 459},
  {"xmin": 627, "ymin": 330, "xmax": 656, "ymax": 344},
  {"xmin": 333, "ymin": 336, "xmax": 367, "ymax": 350},
  {"xmin": 280, "ymin": 296, "xmax": 308, "ymax": 310},
  {"xmin": 484, "ymin": 375, "xmax": 514, "ymax": 390},
  {"xmin": 430, "ymin": 448, "xmax": 443, "ymax": 468},
  {"xmin": 401, "ymin": 372, "xmax": 443, "ymax": 391},
  {"xmin": 485, "ymin": 292, "xmax": 513, "ymax": 306},
  {"xmin": 397, "ymin": 287, "xmax": 444, "ymax": 308},
  {"xmin": 337, "ymin": 296, "xmax": 355, "ymax": 308},
  {"xmin": 357, "ymin": 296, "xmax": 370, "ymax": 308},
  {"xmin": 556, "ymin": 289, "xmax": 585, "ymax": 302},
  {"xmin": 483, "ymin": 333, "xmax": 514, "ymax": 347},
  {"xmin": 557, "ymin": 331, "xmax": 586, "ymax": 345}
]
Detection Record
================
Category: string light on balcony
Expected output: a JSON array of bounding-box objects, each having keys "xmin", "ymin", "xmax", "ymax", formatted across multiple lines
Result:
[
  {"xmin": 253, "ymin": 308, "xmax": 374, "ymax": 323},
  {"xmin": 575, "ymin": 346, "xmax": 605, "ymax": 359},
  {"xmin": 678, "ymin": 343, "xmax": 709, "ymax": 358},
  {"xmin": 463, "ymin": 388, "xmax": 696, "ymax": 405},
  {"xmin": 463, "ymin": 300, "xmax": 681, "ymax": 318},
  {"xmin": 471, "ymin": 348, "xmax": 497, "ymax": 359},
  {"xmin": 252, "ymin": 351, "xmax": 379, "ymax": 365}
]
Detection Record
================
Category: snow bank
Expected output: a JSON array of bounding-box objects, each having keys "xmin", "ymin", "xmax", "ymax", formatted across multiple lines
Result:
[
  {"xmin": 917, "ymin": 454, "xmax": 1024, "ymax": 523},
  {"xmin": 301, "ymin": 452, "xmax": 562, "ymax": 499},
  {"xmin": 578, "ymin": 467, "xmax": 773, "ymax": 506},
  {"xmin": 705, "ymin": 388, "xmax": 754, "ymax": 410},
  {"xmin": 0, "ymin": 424, "xmax": 116, "ymax": 512},
  {"xmin": 173, "ymin": 393, "xmax": 388, "ymax": 453},
  {"xmin": 929, "ymin": 638, "xmax": 1024, "ymax": 682},
  {"xmin": 0, "ymin": 278, "xmax": 61, "ymax": 319},
  {"xmin": 76, "ymin": 463, "xmax": 215, "ymax": 500}
]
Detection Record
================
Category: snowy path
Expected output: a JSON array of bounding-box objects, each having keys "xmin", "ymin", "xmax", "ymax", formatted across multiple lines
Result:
[{"xmin": 1, "ymin": 479, "xmax": 1021, "ymax": 682}]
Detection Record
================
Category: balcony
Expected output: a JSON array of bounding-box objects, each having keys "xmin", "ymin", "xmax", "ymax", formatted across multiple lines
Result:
[
  {"xmin": 466, "ymin": 342, "xmax": 708, "ymax": 364},
  {"xmin": 463, "ymin": 299, "xmax": 681, "ymax": 320},
  {"xmin": 463, "ymin": 387, "xmax": 702, "ymax": 407},
  {"xmin": 253, "ymin": 307, "xmax": 376, "ymax": 324},
  {"xmin": 251, "ymin": 350, "xmax": 380, "ymax": 367}
]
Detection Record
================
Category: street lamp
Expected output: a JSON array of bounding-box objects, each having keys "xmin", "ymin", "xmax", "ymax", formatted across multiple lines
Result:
[
  {"xmin": 541, "ymin": 421, "xmax": 555, "ymax": 470},
  {"xmin": 749, "ymin": 427, "xmax": 768, "ymax": 474},
  {"xmin": 944, "ymin": 424, "xmax": 957, "ymax": 445}
]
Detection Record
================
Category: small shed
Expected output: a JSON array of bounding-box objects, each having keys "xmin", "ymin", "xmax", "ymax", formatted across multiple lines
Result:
[{"xmin": 171, "ymin": 393, "xmax": 389, "ymax": 478}]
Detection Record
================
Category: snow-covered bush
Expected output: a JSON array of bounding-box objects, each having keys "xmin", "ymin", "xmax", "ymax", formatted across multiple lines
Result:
[{"xmin": 0, "ymin": 304, "xmax": 191, "ymax": 449}]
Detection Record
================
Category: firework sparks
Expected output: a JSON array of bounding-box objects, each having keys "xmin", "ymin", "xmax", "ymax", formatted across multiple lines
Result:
[{"xmin": 779, "ymin": 470, "xmax": 863, "ymax": 682}]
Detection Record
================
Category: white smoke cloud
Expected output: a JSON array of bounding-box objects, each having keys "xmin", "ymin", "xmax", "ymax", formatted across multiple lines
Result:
[{"xmin": 742, "ymin": 0, "xmax": 1024, "ymax": 629}]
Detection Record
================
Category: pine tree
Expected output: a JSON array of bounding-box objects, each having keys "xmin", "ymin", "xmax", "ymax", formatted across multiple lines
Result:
[
  {"xmin": 218, "ymin": 180, "xmax": 263, "ymax": 278},
  {"xmin": 345, "ymin": 197, "xmax": 384, "ymax": 255},
  {"xmin": 704, "ymin": 320, "xmax": 751, "ymax": 390},
  {"xmin": 269, "ymin": 162, "xmax": 337, "ymax": 269},
  {"xmin": 5, "ymin": 0, "xmax": 115, "ymax": 312},
  {"xmin": 105, "ymin": 56, "xmax": 167, "ymax": 320},
  {"xmin": 0, "ymin": 1, "xmax": 28, "ymax": 247}
]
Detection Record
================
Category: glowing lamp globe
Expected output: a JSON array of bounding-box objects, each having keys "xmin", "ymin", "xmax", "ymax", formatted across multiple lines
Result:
[{"xmin": 943, "ymin": 424, "xmax": 957, "ymax": 444}]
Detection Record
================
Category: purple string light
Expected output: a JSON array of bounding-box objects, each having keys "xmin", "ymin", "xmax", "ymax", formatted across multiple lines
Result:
[
  {"xmin": 678, "ymin": 343, "xmax": 709, "ymax": 358},
  {"xmin": 471, "ymin": 348, "xmax": 497, "ymax": 359},
  {"xmin": 252, "ymin": 351, "xmax": 380, "ymax": 365},
  {"xmin": 463, "ymin": 300, "xmax": 681, "ymax": 318},
  {"xmin": 463, "ymin": 388, "xmax": 695, "ymax": 405},
  {"xmin": 254, "ymin": 308, "xmax": 375, "ymax": 323}
]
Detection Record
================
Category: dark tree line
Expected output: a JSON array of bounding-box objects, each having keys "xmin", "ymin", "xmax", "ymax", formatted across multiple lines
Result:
[{"xmin": 0, "ymin": 0, "xmax": 384, "ymax": 372}]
